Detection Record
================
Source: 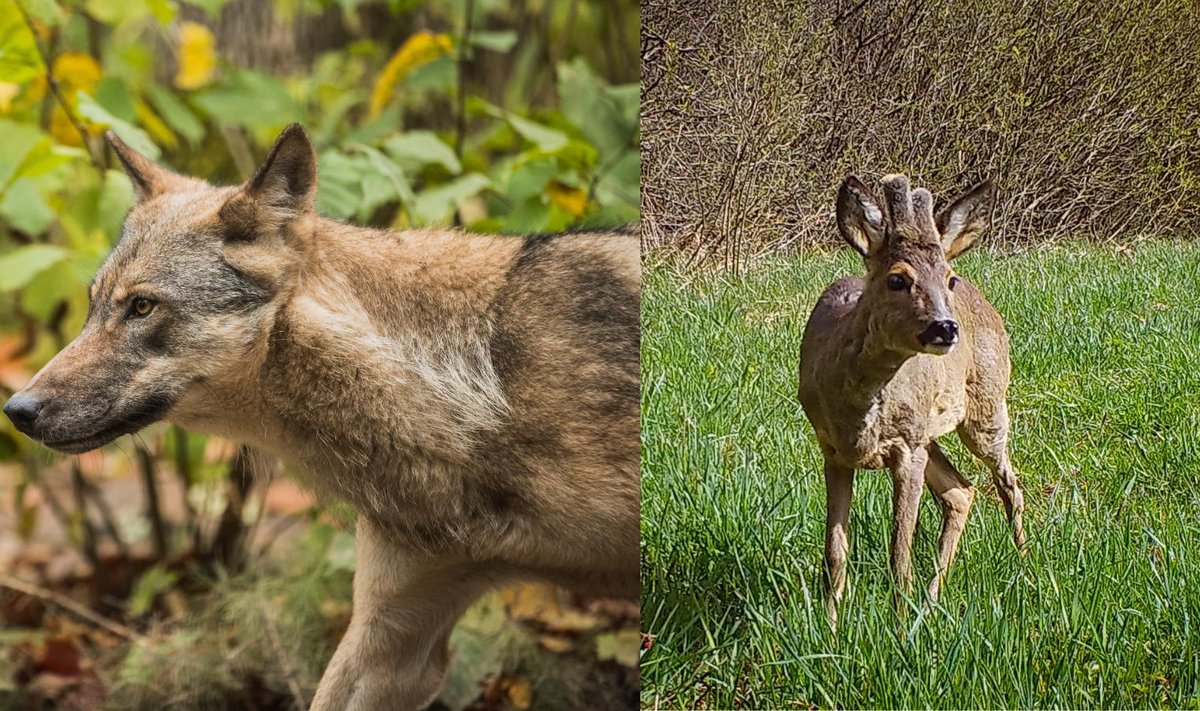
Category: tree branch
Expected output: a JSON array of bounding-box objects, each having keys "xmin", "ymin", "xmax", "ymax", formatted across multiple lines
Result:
[{"xmin": 14, "ymin": 0, "xmax": 105, "ymax": 172}]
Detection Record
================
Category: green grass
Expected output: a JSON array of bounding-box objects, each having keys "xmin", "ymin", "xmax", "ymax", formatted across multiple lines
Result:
[{"xmin": 640, "ymin": 241, "xmax": 1200, "ymax": 709}]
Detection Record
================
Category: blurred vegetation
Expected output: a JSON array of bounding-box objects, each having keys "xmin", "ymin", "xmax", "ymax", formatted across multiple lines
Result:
[
  {"xmin": 641, "ymin": 0, "xmax": 1200, "ymax": 266},
  {"xmin": 0, "ymin": 0, "xmax": 639, "ymax": 707}
]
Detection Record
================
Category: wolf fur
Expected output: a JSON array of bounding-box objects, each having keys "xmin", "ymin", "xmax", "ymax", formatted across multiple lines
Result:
[{"xmin": 3, "ymin": 125, "xmax": 640, "ymax": 709}]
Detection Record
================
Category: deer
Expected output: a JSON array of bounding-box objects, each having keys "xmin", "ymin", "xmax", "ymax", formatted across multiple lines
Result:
[{"xmin": 797, "ymin": 174, "xmax": 1026, "ymax": 627}]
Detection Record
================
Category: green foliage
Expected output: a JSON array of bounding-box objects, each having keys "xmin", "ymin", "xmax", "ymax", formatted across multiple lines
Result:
[
  {"xmin": 109, "ymin": 522, "xmax": 354, "ymax": 708},
  {"xmin": 640, "ymin": 242, "xmax": 1200, "ymax": 708},
  {"xmin": 0, "ymin": 0, "xmax": 638, "ymax": 473}
]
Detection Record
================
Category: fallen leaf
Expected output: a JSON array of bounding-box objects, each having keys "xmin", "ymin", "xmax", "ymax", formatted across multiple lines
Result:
[
  {"xmin": 505, "ymin": 676, "xmax": 532, "ymax": 710},
  {"xmin": 35, "ymin": 636, "xmax": 83, "ymax": 676},
  {"xmin": 537, "ymin": 634, "xmax": 573, "ymax": 653}
]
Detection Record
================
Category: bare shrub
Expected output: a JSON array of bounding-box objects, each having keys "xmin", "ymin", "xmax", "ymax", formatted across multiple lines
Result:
[{"xmin": 642, "ymin": 0, "xmax": 1200, "ymax": 266}]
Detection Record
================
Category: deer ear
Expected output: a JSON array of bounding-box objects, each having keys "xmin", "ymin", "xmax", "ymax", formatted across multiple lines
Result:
[
  {"xmin": 106, "ymin": 131, "xmax": 180, "ymax": 201},
  {"xmin": 836, "ymin": 175, "xmax": 885, "ymax": 257},
  {"xmin": 244, "ymin": 123, "xmax": 317, "ymax": 215},
  {"xmin": 937, "ymin": 180, "xmax": 995, "ymax": 260}
]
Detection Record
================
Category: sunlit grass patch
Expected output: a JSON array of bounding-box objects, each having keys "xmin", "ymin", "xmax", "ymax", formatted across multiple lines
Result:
[{"xmin": 640, "ymin": 241, "xmax": 1200, "ymax": 709}]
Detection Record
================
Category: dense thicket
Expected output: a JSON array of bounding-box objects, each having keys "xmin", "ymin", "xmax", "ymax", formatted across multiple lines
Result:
[{"xmin": 642, "ymin": 0, "xmax": 1200, "ymax": 264}]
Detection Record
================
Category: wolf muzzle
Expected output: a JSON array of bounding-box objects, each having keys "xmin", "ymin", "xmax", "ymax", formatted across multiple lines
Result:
[{"xmin": 3, "ymin": 392, "xmax": 42, "ymax": 436}]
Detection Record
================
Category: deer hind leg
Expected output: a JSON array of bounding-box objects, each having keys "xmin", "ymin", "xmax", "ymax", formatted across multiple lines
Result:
[
  {"xmin": 958, "ymin": 400, "xmax": 1026, "ymax": 549},
  {"xmin": 923, "ymin": 440, "xmax": 975, "ymax": 603},
  {"xmin": 888, "ymin": 446, "xmax": 929, "ymax": 613},
  {"xmin": 310, "ymin": 518, "xmax": 505, "ymax": 711},
  {"xmin": 822, "ymin": 458, "xmax": 854, "ymax": 631}
]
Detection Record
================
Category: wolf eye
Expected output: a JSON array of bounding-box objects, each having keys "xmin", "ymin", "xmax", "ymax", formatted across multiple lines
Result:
[
  {"xmin": 949, "ymin": 275, "xmax": 961, "ymax": 290},
  {"xmin": 128, "ymin": 297, "xmax": 155, "ymax": 319},
  {"xmin": 887, "ymin": 274, "xmax": 910, "ymax": 291}
]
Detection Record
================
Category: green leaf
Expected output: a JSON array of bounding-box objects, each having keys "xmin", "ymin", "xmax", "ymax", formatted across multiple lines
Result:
[
  {"xmin": 469, "ymin": 30, "xmax": 518, "ymax": 53},
  {"xmin": 557, "ymin": 58, "xmax": 635, "ymax": 160},
  {"xmin": 84, "ymin": 0, "xmax": 151, "ymax": 24},
  {"xmin": 594, "ymin": 149, "xmax": 639, "ymax": 209},
  {"xmin": 413, "ymin": 173, "xmax": 492, "ymax": 225},
  {"xmin": 504, "ymin": 156, "xmax": 557, "ymax": 203},
  {"xmin": 0, "ymin": 119, "xmax": 46, "ymax": 188},
  {"xmin": 19, "ymin": 260, "xmax": 82, "ymax": 321},
  {"xmin": 192, "ymin": 69, "xmax": 304, "ymax": 129},
  {"xmin": 20, "ymin": 0, "xmax": 62, "ymax": 26},
  {"xmin": 0, "ymin": 11, "xmax": 44, "ymax": 84},
  {"xmin": 94, "ymin": 76, "xmax": 137, "ymax": 123},
  {"xmin": 76, "ymin": 91, "xmax": 161, "ymax": 159},
  {"xmin": 144, "ymin": 83, "xmax": 205, "ymax": 146},
  {"xmin": 354, "ymin": 145, "xmax": 414, "ymax": 220},
  {"xmin": 128, "ymin": 564, "xmax": 180, "ymax": 616},
  {"xmin": 383, "ymin": 131, "xmax": 461, "ymax": 175},
  {"xmin": 0, "ymin": 178, "xmax": 55, "ymax": 234},
  {"xmin": 98, "ymin": 169, "xmax": 135, "ymax": 235},
  {"xmin": 316, "ymin": 150, "xmax": 364, "ymax": 220},
  {"xmin": 0, "ymin": 245, "xmax": 70, "ymax": 292},
  {"xmin": 404, "ymin": 55, "xmax": 455, "ymax": 93},
  {"xmin": 506, "ymin": 114, "xmax": 569, "ymax": 152},
  {"xmin": 501, "ymin": 196, "xmax": 553, "ymax": 233},
  {"xmin": 145, "ymin": 0, "xmax": 176, "ymax": 24}
]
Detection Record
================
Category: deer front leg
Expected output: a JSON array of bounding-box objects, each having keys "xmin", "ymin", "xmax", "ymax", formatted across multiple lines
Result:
[
  {"xmin": 310, "ymin": 517, "xmax": 502, "ymax": 711},
  {"xmin": 923, "ymin": 441, "xmax": 975, "ymax": 603},
  {"xmin": 822, "ymin": 458, "xmax": 854, "ymax": 630},
  {"xmin": 888, "ymin": 446, "xmax": 928, "ymax": 611}
]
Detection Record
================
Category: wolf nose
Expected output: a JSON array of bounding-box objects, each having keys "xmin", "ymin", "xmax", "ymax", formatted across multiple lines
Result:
[
  {"xmin": 920, "ymin": 319, "xmax": 959, "ymax": 347},
  {"xmin": 3, "ymin": 393, "xmax": 43, "ymax": 435}
]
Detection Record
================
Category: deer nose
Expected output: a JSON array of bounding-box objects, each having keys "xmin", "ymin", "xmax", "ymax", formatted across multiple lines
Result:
[
  {"xmin": 3, "ymin": 393, "xmax": 43, "ymax": 435},
  {"xmin": 920, "ymin": 319, "xmax": 959, "ymax": 347}
]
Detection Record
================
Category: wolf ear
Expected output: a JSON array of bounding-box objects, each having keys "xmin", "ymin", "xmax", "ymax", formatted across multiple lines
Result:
[
  {"xmin": 106, "ymin": 131, "xmax": 183, "ymax": 201},
  {"xmin": 836, "ymin": 175, "xmax": 885, "ymax": 258},
  {"xmin": 244, "ymin": 124, "xmax": 318, "ymax": 214},
  {"xmin": 936, "ymin": 180, "xmax": 995, "ymax": 260}
]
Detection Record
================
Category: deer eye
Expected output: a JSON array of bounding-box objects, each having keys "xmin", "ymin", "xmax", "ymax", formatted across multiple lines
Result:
[
  {"xmin": 949, "ymin": 275, "xmax": 961, "ymax": 290},
  {"xmin": 887, "ymin": 274, "xmax": 910, "ymax": 291},
  {"xmin": 128, "ymin": 297, "xmax": 156, "ymax": 319}
]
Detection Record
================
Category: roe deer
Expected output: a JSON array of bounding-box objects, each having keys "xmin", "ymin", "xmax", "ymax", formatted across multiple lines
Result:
[{"xmin": 797, "ymin": 174, "xmax": 1025, "ymax": 627}]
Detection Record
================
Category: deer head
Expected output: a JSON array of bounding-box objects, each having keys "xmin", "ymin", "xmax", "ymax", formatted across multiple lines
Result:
[{"xmin": 836, "ymin": 174, "xmax": 995, "ymax": 356}]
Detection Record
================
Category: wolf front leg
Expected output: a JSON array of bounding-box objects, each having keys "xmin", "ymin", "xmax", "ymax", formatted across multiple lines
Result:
[{"xmin": 310, "ymin": 517, "xmax": 503, "ymax": 711}]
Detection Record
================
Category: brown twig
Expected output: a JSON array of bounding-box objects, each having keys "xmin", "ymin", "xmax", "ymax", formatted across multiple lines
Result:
[
  {"xmin": 14, "ymin": 0, "xmax": 105, "ymax": 172},
  {"xmin": 135, "ymin": 443, "xmax": 169, "ymax": 561},
  {"xmin": 260, "ymin": 600, "xmax": 307, "ymax": 711},
  {"xmin": 453, "ymin": 0, "xmax": 475, "ymax": 161},
  {"xmin": 69, "ymin": 463, "xmax": 102, "ymax": 583},
  {"xmin": 0, "ymin": 574, "xmax": 149, "ymax": 645},
  {"xmin": 222, "ymin": 126, "xmax": 257, "ymax": 179}
]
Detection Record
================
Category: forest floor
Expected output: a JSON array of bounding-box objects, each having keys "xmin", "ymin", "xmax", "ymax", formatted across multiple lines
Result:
[{"xmin": 0, "ymin": 445, "xmax": 638, "ymax": 710}]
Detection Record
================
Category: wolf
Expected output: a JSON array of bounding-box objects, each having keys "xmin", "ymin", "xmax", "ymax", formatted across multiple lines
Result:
[{"xmin": 3, "ymin": 125, "xmax": 640, "ymax": 709}]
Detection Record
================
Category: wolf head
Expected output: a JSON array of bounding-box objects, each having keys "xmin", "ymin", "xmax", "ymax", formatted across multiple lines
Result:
[{"xmin": 3, "ymin": 125, "xmax": 318, "ymax": 453}]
